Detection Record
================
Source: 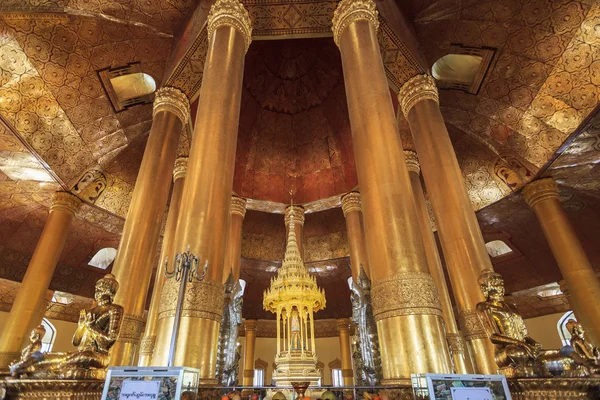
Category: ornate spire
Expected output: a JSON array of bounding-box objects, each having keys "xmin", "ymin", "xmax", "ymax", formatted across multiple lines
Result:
[{"xmin": 263, "ymin": 205, "xmax": 326, "ymax": 314}]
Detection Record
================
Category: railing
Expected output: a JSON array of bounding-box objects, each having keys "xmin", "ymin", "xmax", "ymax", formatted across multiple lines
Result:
[{"xmin": 196, "ymin": 385, "xmax": 413, "ymax": 400}]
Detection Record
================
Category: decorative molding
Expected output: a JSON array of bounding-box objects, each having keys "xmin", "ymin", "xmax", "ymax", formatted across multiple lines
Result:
[
  {"xmin": 332, "ymin": 0, "xmax": 379, "ymax": 47},
  {"xmin": 398, "ymin": 74, "xmax": 439, "ymax": 118},
  {"xmin": 153, "ymin": 87, "xmax": 191, "ymax": 125},
  {"xmin": 158, "ymin": 279, "xmax": 224, "ymax": 322},
  {"xmin": 239, "ymin": 318, "xmax": 339, "ymax": 338},
  {"xmin": 336, "ymin": 318, "xmax": 352, "ymax": 333},
  {"xmin": 446, "ymin": 333, "xmax": 466, "ymax": 355},
  {"xmin": 139, "ymin": 335, "xmax": 156, "ymax": 355},
  {"xmin": 117, "ymin": 314, "xmax": 146, "ymax": 345},
  {"xmin": 522, "ymin": 178, "xmax": 559, "ymax": 209},
  {"xmin": 403, "ymin": 150, "xmax": 420, "ymax": 175},
  {"xmin": 173, "ymin": 157, "xmax": 189, "ymax": 181},
  {"xmin": 371, "ymin": 272, "xmax": 442, "ymax": 321},
  {"xmin": 457, "ymin": 309, "xmax": 488, "ymax": 341},
  {"xmin": 341, "ymin": 192, "xmax": 361, "ymax": 216},
  {"xmin": 50, "ymin": 191, "xmax": 81, "ymax": 216},
  {"xmin": 328, "ymin": 358, "xmax": 342, "ymax": 369},
  {"xmin": 231, "ymin": 196, "xmax": 248, "ymax": 219},
  {"xmin": 207, "ymin": 0, "xmax": 253, "ymax": 52}
]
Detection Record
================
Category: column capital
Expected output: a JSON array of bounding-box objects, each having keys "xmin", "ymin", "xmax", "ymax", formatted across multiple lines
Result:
[
  {"xmin": 244, "ymin": 319, "xmax": 258, "ymax": 333},
  {"xmin": 208, "ymin": 0, "xmax": 252, "ymax": 52},
  {"xmin": 332, "ymin": 0, "xmax": 379, "ymax": 47},
  {"xmin": 341, "ymin": 191, "xmax": 362, "ymax": 216},
  {"xmin": 522, "ymin": 178, "xmax": 559, "ymax": 208},
  {"xmin": 285, "ymin": 205, "xmax": 305, "ymax": 227},
  {"xmin": 398, "ymin": 74, "xmax": 439, "ymax": 118},
  {"xmin": 153, "ymin": 87, "xmax": 191, "ymax": 125},
  {"xmin": 173, "ymin": 156, "xmax": 188, "ymax": 181},
  {"xmin": 50, "ymin": 191, "xmax": 81, "ymax": 215},
  {"xmin": 336, "ymin": 318, "xmax": 352, "ymax": 333},
  {"xmin": 404, "ymin": 150, "xmax": 420, "ymax": 174},
  {"xmin": 231, "ymin": 195, "xmax": 247, "ymax": 218}
]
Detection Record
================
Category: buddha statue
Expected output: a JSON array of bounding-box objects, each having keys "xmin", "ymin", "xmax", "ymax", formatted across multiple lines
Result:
[
  {"xmin": 476, "ymin": 270, "xmax": 576, "ymax": 377},
  {"xmin": 9, "ymin": 274, "xmax": 123, "ymax": 379},
  {"xmin": 566, "ymin": 319, "xmax": 600, "ymax": 373}
]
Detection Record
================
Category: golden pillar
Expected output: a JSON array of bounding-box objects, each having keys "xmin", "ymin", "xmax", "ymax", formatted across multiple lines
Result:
[
  {"xmin": 0, "ymin": 192, "xmax": 81, "ymax": 368},
  {"xmin": 138, "ymin": 157, "xmax": 188, "ymax": 366},
  {"xmin": 404, "ymin": 151, "xmax": 472, "ymax": 374},
  {"xmin": 243, "ymin": 320, "xmax": 257, "ymax": 387},
  {"xmin": 398, "ymin": 75, "xmax": 496, "ymax": 374},
  {"xmin": 332, "ymin": 0, "xmax": 452, "ymax": 382},
  {"xmin": 152, "ymin": 0, "xmax": 251, "ymax": 378},
  {"xmin": 336, "ymin": 319, "xmax": 354, "ymax": 386},
  {"xmin": 109, "ymin": 87, "xmax": 190, "ymax": 366},
  {"xmin": 341, "ymin": 192, "xmax": 370, "ymax": 280},
  {"xmin": 523, "ymin": 178, "xmax": 600, "ymax": 346},
  {"xmin": 223, "ymin": 195, "xmax": 247, "ymax": 283},
  {"xmin": 285, "ymin": 205, "xmax": 305, "ymax": 259}
]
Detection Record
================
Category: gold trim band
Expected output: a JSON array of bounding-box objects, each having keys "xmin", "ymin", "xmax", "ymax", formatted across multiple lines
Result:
[
  {"xmin": 117, "ymin": 314, "xmax": 146, "ymax": 345},
  {"xmin": 371, "ymin": 272, "xmax": 442, "ymax": 321},
  {"xmin": 522, "ymin": 178, "xmax": 559, "ymax": 209},
  {"xmin": 398, "ymin": 74, "xmax": 439, "ymax": 118},
  {"xmin": 50, "ymin": 191, "xmax": 81, "ymax": 215},
  {"xmin": 458, "ymin": 309, "xmax": 488, "ymax": 341}
]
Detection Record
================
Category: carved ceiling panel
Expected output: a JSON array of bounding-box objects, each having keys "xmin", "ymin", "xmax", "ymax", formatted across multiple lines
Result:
[{"xmin": 416, "ymin": 0, "xmax": 600, "ymax": 193}]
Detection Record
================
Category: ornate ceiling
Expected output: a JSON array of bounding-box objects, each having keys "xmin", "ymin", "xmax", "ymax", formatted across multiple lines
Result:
[{"xmin": 0, "ymin": 0, "xmax": 600, "ymax": 322}]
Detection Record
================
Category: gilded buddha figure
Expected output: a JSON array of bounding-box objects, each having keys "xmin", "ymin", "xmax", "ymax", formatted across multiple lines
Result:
[
  {"xmin": 476, "ymin": 270, "xmax": 577, "ymax": 377},
  {"xmin": 566, "ymin": 319, "xmax": 600, "ymax": 373},
  {"xmin": 10, "ymin": 274, "xmax": 123, "ymax": 379}
]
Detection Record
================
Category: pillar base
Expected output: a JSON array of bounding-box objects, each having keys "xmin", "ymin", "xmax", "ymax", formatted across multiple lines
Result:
[
  {"xmin": 3, "ymin": 379, "xmax": 104, "ymax": 400},
  {"xmin": 507, "ymin": 377, "xmax": 600, "ymax": 400}
]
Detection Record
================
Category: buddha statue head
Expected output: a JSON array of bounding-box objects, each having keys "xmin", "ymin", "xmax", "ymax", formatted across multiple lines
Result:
[
  {"xmin": 95, "ymin": 273, "xmax": 119, "ymax": 304},
  {"xmin": 478, "ymin": 269, "xmax": 505, "ymax": 302}
]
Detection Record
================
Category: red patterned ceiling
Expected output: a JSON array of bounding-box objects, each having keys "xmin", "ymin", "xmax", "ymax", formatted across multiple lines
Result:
[{"xmin": 233, "ymin": 38, "xmax": 358, "ymax": 204}]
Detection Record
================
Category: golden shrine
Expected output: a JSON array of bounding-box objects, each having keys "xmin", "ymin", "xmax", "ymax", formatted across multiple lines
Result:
[{"xmin": 263, "ymin": 208, "xmax": 326, "ymax": 387}]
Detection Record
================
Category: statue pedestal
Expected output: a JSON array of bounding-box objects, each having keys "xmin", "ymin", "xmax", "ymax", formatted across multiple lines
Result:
[
  {"xmin": 507, "ymin": 377, "xmax": 600, "ymax": 399},
  {"xmin": 272, "ymin": 351, "xmax": 321, "ymax": 387},
  {"xmin": 3, "ymin": 379, "xmax": 104, "ymax": 400}
]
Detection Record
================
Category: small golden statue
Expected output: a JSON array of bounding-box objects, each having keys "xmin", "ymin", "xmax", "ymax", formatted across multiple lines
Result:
[
  {"xmin": 566, "ymin": 319, "xmax": 600, "ymax": 373},
  {"xmin": 476, "ymin": 270, "xmax": 577, "ymax": 377},
  {"xmin": 10, "ymin": 274, "xmax": 123, "ymax": 380}
]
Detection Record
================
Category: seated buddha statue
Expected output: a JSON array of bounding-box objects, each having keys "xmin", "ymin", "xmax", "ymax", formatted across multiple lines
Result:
[
  {"xmin": 476, "ymin": 270, "xmax": 575, "ymax": 377},
  {"xmin": 566, "ymin": 319, "xmax": 600, "ymax": 373},
  {"xmin": 10, "ymin": 274, "xmax": 123, "ymax": 379}
]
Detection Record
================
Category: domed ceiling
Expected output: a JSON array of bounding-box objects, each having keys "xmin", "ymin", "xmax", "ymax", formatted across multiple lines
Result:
[{"xmin": 233, "ymin": 38, "xmax": 358, "ymax": 204}]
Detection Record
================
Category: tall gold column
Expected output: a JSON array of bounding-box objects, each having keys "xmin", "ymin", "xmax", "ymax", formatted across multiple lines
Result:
[
  {"xmin": 398, "ymin": 75, "xmax": 496, "ymax": 373},
  {"xmin": 336, "ymin": 319, "xmax": 354, "ymax": 386},
  {"xmin": 332, "ymin": 0, "xmax": 452, "ymax": 381},
  {"xmin": 404, "ymin": 151, "xmax": 471, "ymax": 374},
  {"xmin": 223, "ymin": 195, "xmax": 247, "ymax": 282},
  {"xmin": 152, "ymin": 0, "xmax": 251, "ymax": 378},
  {"xmin": 341, "ymin": 192, "xmax": 370, "ymax": 280},
  {"xmin": 138, "ymin": 157, "xmax": 188, "ymax": 366},
  {"xmin": 243, "ymin": 320, "xmax": 257, "ymax": 387},
  {"xmin": 285, "ymin": 205, "xmax": 305, "ymax": 258},
  {"xmin": 0, "ymin": 192, "xmax": 80, "ymax": 368},
  {"xmin": 109, "ymin": 87, "xmax": 190, "ymax": 366},
  {"xmin": 523, "ymin": 178, "xmax": 600, "ymax": 346}
]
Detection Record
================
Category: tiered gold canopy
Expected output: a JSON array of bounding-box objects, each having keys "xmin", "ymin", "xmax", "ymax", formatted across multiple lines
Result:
[{"xmin": 263, "ymin": 209, "xmax": 325, "ymax": 386}]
